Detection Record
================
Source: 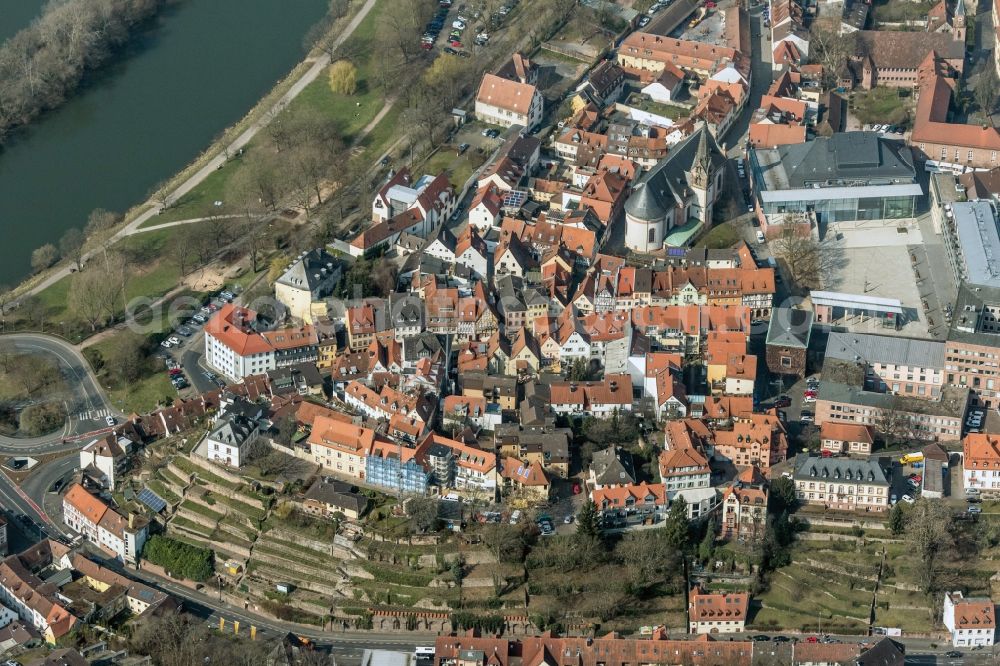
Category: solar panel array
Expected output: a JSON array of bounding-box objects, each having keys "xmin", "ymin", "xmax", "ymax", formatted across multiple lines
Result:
[{"xmin": 137, "ymin": 487, "xmax": 167, "ymax": 513}]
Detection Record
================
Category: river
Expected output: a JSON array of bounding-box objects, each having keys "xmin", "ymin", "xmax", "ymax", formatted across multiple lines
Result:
[
  {"xmin": 0, "ymin": 0, "xmax": 44, "ymax": 43},
  {"xmin": 0, "ymin": 0, "xmax": 328, "ymax": 286}
]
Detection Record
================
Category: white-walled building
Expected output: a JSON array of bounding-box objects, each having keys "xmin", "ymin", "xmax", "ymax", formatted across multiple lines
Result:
[
  {"xmin": 79, "ymin": 435, "xmax": 130, "ymax": 490},
  {"xmin": 964, "ymin": 434, "xmax": 1000, "ymax": 497},
  {"xmin": 943, "ymin": 591, "xmax": 996, "ymax": 648},
  {"xmin": 203, "ymin": 412, "xmax": 260, "ymax": 469},
  {"xmin": 475, "ymin": 73, "xmax": 543, "ymax": 130},
  {"xmin": 274, "ymin": 248, "xmax": 342, "ymax": 324},
  {"xmin": 688, "ymin": 586, "xmax": 749, "ymax": 634},
  {"xmin": 204, "ymin": 303, "xmax": 319, "ymax": 382},
  {"xmin": 624, "ymin": 126, "xmax": 725, "ymax": 252},
  {"xmin": 62, "ymin": 484, "xmax": 148, "ymax": 564}
]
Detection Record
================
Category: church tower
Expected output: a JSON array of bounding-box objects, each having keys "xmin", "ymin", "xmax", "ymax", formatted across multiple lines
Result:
[
  {"xmin": 688, "ymin": 126, "xmax": 714, "ymax": 227},
  {"xmin": 952, "ymin": 0, "xmax": 966, "ymax": 43}
]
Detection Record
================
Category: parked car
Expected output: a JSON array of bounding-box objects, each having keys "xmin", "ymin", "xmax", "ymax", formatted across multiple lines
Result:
[
  {"xmin": 756, "ymin": 230, "xmax": 766, "ymax": 244},
  {"xmin": 176, "ymin": 326, "xmax": 193, "ymax": 337},
  {"xmin": 452, "ymin": 19, "xmax": 465, "ymax": 29},
  {"xmin": 901, "ymin": 494, "xmax": 915, "ymax": 504},
  {"xmin": 638, "ymin": 15, "xmax": 650, "ymax": 26},
  {"xmin": 968, "ymin": 506, "xmax": 982, "ymax": 514},
  {"xmin": 945, "ymin": 651, "xmax": 962, "ymax": 659},
  {"xmin": 160, "ymin": 340, "xmax": 174, "ymax": 349},
  {"xmin": 105, "ymin": 415, "xmax": 116, "ymax": 427},
  {"xmin": 444, "ymin": 46, "xmax": 457, "ymax": 54},
  {"xmin": 800, "ymin": 412, "xmax": 814, "ymax": 423},
  {"xmin": 167, "ymin": 336, "xmax": 181, "ymax": 346},
  {"xmin": 775, "ymin": 396, "xmax": 791, "ymax": 408}
]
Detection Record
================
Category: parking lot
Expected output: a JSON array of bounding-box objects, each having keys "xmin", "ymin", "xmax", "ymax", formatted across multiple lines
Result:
[
  {"xmin": 421, "ymin": 0, "xmax": 516, "ymax": 57},
  {"xmin": 155, "ymin": 286, "xmax": 241, "ymax": 396}
]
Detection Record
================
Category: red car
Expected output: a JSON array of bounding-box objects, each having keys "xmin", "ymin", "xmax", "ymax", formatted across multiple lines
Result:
[
  {"xmin": 450, "ymin": 40, "xmax": 462, "ymax": 48},
  {"xmin": 168, "ymin": 368, "xmax": 182, "ymax": 376},
  {"xmin": 910, "ymin": 474, "xmax": 923, "ymax": 483},
  {"xmin": 804, "ymin": 389, "xmax": 818, "ymax": 397},
  {"xmin": 806, "ymin": 637, "xmax": 819, "ymax": 644},
  {"xmin": 421, "ymin": 41, "xmax": 433, "ymax": 49}
]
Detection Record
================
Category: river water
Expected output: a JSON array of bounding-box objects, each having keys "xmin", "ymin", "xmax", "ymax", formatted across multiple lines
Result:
[
  {"xmin": 0, "ymin": 0, "xmax": 43, "ymax": 43},
  {"xmin": 0, "ymin": 0, "xmax": 328, "ymax": 286}
]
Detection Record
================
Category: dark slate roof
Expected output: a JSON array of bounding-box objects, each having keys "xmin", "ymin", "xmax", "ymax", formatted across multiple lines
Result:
[
  {"xmin": 303, "ymin": 477, "xmax": 369, "ymax": 515},
  {"xmin": 769, "ymin": 132, "xmax": 916, "ymax": 188},
  {"xmin": 765, "ymin": 307, "xmax": 813, "ymax": 348},
  {"xmin": 624, "ymin": 125, "xmax": 726, "ymax": 222},
  {"xmin": 591, "ymin": 447, "xmax": 636, "ymax": 486},
  {"xmin": 403, "ymin": 332, "xmax": 443, "ymax": 360},
  {"xmin": 275, "ymin": 248, "xmax": 341, "ymax": 292},
  {"xmin": 793, "ymin": 455, "xmax": 889, "ymax": 485},
  {"xmin": 948, "ymin": 281, "xmax": 1000, "ymax": 347}
]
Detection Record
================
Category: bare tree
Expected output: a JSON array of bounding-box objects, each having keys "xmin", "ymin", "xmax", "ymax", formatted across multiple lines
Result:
[
  {"xmin": 810, "ymin": 18, "xmax": 857, "ymax": 88},
  {"xmin": 0, "ymin": 284, "xmax": 10, "ymax": 331},
  {"xmin": 905, "ymin": 500, "xmax": 954, "ymax": 594},
  {"xmin": 149, "ymin": 178, "xmax": 173, "ymax": 210},
  {"xmin": 59, "ymin": 227, "xmax": 85, "ymax": 271},
  {"xmin": 772, "ymin": 225, "xmax": 823, "ymax": 289},
  {"xmin": 167, "ymin": 232, "xmax": 193, "ymax": 276},
  {"xmin": 873, "ymin": 394, "xmax": 913, "ymax": 447},
  {"xmin": 227, "ymin": 167, "xmax": 271, "ymax": 273},
  {"xmin": 975, "ymin": 65, "xmax": 999, "ymax": 121},
  {"xmin": 30, "ymin": 244, "xmax": 59, "ymax": 273},
  {"xmin": 69, "ymin": 267, "xmax": 117, "ymax": 331}
]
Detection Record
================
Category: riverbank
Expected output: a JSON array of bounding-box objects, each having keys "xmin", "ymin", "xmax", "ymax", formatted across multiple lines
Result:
[
  {"xmin": 0, "ymin": 0, "xmax": 166, "ymax": 144},
  {"xmin": 1, "ymin": 0, "xmax": 381, "ymax": 351}
]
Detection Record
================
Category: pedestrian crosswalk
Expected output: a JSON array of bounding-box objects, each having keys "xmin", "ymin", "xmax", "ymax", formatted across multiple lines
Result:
[{"xmin": 75, "ymin": 408, "xmax": 112, "ymax": 422}]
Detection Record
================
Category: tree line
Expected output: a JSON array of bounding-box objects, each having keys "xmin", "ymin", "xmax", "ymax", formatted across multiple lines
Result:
[{"xmin": 0, "ymin": 0, "xmax": 165, "ymax": 143}]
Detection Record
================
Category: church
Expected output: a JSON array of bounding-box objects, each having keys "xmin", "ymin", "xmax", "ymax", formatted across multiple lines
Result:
[{"xmin": 623, "ymin": 124, "xmax": 727, "ymax": 253}]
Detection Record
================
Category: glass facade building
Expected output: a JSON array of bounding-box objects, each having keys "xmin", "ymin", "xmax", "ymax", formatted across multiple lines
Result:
[
  {"xmin": 366, "ymin": 454, "xmax": 430, "ymax": 494},
  {"xmin": 749, "ymin": 132, "xmax": 922, "ymax": 227}
]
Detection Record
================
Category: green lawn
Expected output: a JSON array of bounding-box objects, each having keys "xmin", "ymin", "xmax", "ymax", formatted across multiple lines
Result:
[
  {"xmin": 358, "ymin": 102, "xmax": 404, "ymax": 158},
  {"xmin": 696, "ymin": 222, "xmax": 741, "ymax": 249},
  {"xmin": 86, "ymin": 333, "xmax": 178, "ymax": 413},
  {"xmin": 418, "ymin": 146, "xmax": 485, "ymax": 190},
  {"xmin": 140, "ymin": 159, "xmax": 242, "ymax": 227},
  {"xmin": 852, "ymin": 87, "xmax": 912, "ymax": 127},
  {"xmin": 626, "ymin": 92, "xmax": 689, "ymax": 121}
]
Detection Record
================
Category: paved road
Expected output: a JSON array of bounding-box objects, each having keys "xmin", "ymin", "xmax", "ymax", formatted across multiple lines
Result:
[
  {"xmin": 11, "ymin": 0, "xmax": 380, "ymax": 305},
  {"xmin": 0, "ymin": 333, "xmax": 118, "ymax": 453}
]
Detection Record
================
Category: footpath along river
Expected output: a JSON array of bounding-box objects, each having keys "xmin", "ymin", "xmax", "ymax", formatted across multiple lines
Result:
[{"xmin": 0, "ymin": 0, "xmax": 328, "ymax": 285}]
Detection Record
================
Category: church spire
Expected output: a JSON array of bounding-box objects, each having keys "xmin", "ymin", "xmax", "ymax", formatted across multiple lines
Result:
[{"xmin": 691, "ymin": 123, "xmax": 712, "ymax": 186}]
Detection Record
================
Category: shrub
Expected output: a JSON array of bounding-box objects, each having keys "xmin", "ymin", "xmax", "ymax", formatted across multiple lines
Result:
[
  {"xmin": 143, "ymin": 535, "xmax": 214, "ymax": 581},
  {"xmin": 19, "ymin": 402, "xmax": 66, "ymax": 436}
]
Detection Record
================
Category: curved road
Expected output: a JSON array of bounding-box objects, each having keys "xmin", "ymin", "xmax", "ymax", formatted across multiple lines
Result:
[
  {"xmin": 0, "ymin": 333, "xmax": 118, "ymax": 538},
  {"xmin": 0, "ymin": 332, "xmax": 118, "ymax": 453}
]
